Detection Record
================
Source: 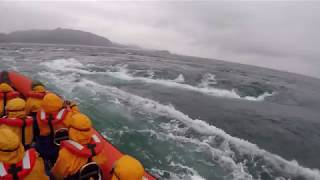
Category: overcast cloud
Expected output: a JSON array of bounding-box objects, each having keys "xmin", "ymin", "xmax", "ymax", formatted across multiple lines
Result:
[{"xmin": 1, "ymin": 1, "xmax": 320, "ymax": 78}]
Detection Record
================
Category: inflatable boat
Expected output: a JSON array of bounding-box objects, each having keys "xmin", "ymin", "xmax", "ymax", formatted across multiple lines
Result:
[{"xmin": 7, "ymin": 71, "xmax": 157, "ymax": 180}]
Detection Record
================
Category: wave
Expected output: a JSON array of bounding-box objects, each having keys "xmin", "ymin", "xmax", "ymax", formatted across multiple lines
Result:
[
  {"xmin": 41, "ymin": 58, "xmax": 273, "ymax": 101},
  {"xmin": 172, "ymin": 74, "xmax": 185, "ymax": 83},
  {"xmin": 198, "ymin": 73, "xmax": 217, "ymax": 88},
  {"xmin": 137, "ymin": 129, "xmax": 254, "ymax": 180},
  {"xmin": 0, "ymin": 57, "xmax": 20, "ymax": 72},
  {"xmin": 107, "ymin": 64, "xmax": 273, "ymax": 101},
  {"xmin": 38, "ymin": 71, "xmax": 252, "ymax": 179},
  {"xmin": 38, "ymin": 69, "xmax": 320, "ymax": 180},
  {"xmin": 78, "ymin": 80, "xmax": 320, "ymax": 180},
  {"xmin": 169, "ymin": 162, "xmax": 206, "ymax": 180},
  {"xmin": 149, "ymin": 160, "xmax": 207, "ymax": 180},
  {"xmin": 41, "ymin": 58, "xmax": 88, "ymax": 74}
]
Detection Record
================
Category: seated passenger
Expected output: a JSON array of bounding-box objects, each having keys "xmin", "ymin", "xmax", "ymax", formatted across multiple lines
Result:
[
  {"xmin": 63, "ymin": 99, "xmax": 80, "ymax": 113},
  {"xmin": 26, "ymin": 82, "xmax": 78, "ymax": 138},
  {"xmin": 25, "ymin": 81, "xmax": 47, "ymax": 117},
  {"xmin": 35, "ymin": 93, "xmax": 75, "ymax": 166},
  {"xmin": 51, "ymin": 113, "xmax": 107, "ymax": 180},
  {"xmin": 0, "ymin": 127, "xmax": 48, "ymax": 180},
  {"xmin": 109, "ymin": 155, "xmax": 145, "ymax": 180},
  {"xmin": 0, "ymin": 71, "xmax": 20, "ymax": 117},
  {"xmin": 0, "ymin": 98, "xmax": 34, "ymax": 149}
]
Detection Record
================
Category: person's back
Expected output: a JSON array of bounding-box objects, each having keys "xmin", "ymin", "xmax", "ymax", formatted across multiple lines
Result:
[
  {"xmin": 0, "ymin": 127, "xmax": 48, "ymax": 180},
  {"xmin": 36, "ymin": 93, "xmax": 75, "ymax": 136},
  {"xmin": 0, "ymin": 98, "xmax": 34, "ymax": 149},
  {"xmin": 35, "ymin": 93, "xmax": 76, "ymax": 166},
  {"xmin": 0, "ymin": 71, "xmax": 20, "ymax": 117},
  {"xmin": 51, "ymin": 113, "xmax": 107, "ymax": 180}
]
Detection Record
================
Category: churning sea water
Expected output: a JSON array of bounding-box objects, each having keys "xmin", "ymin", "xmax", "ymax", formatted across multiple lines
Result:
[{"xmin": 1, "ymin": 43, "xmax": 320, "ymax": 180}]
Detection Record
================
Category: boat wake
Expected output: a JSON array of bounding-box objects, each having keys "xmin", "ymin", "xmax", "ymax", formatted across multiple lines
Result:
[{"xmin": 37, "ymin": 59, "xmax": 320, "ymax": 180}]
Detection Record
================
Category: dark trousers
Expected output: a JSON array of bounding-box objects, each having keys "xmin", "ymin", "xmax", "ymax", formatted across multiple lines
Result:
[{"xmin": 36, "ymin": 135, "xmax": 59, "ymax": 165}]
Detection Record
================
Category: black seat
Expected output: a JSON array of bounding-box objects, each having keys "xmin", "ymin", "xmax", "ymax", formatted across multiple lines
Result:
[
  {"xmin": 78, "ymin": 162, "xmax": 102, "ymax": 180},
  {"xmin": 54, "ymin": 128, "xmax": 69, "ymax": 146}
]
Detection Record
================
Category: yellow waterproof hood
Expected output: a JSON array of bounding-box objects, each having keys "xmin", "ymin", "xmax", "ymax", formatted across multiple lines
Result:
[
  {"xmin": 111, "ymin": 155, "xmax": 145, "ymax": 180},
  {"xmin": 69, "ymin": 113, "xmax": 93, "ymax": 145},
  {"xmin": 6, "ymin": 98, "xmax": 26, "ymax": 111},
  {"xmin": 6, "ymin": 98, "xmax": 26, "ymax": 118},
  {"xmin": 0, "ymin": 83, "xmax": 14, "ymax": 93},
  {"xmin": 33, "ymin": 85, "xmax": 46, "ymax": 93},
  {"xmin": 0, "ymin": 127, "xmax": 25, "ymax": 164}
]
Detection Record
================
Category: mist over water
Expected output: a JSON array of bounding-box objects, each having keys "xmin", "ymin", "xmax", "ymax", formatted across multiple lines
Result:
[{"xmin": 1, "ymin": 43, "xmax": 320, "ymax": 180}]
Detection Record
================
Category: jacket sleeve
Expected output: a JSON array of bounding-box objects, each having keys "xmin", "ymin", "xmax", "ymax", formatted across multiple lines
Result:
[
  {"xmin": 51, "ymin": 148, "xmax": 88, "ymax": 179},
  {"xmin": 51, "ymin": 148, "xmax": 71, "ymax": 180},
  {"xmin": 25, "ymin": 98, "xmax": 33, "ymax": 115},
  {"xmin": 25, "ymin": 156, "xmax": 49, "ymax": 180}
]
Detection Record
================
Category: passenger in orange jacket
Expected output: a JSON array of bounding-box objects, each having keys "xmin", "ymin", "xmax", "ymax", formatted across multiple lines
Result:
[
  {"xmin": 25, "ymin": 82, "xmax": 79, "ymax": 137},
  {"xmin": 63, "ymin": 99, "xmax": 80, "ymax": 113},
  {"xmin": 0, "ymin": 71, "xmax": 20, "ymax": 117},
  {"xmin": 109, "ymin": 155, "xmax": 145, "ymax": 180},
  {"xmin": 0, "ymin": 98, "xmax": 34, "ymax": 149},
  {"xmin": 51, "ymin": 113, "xmax": 107, "ymax": 180},
  {"xmin": 0, "ymin": 127, "xmax": 48, "ymax": 180},
  {"xmin": 25, "ymin": 81, "xmax": 47, "ymax": 116},
  {"xmin": 35, "ymin": 93, "xmax": 76, "ymax": 167}
]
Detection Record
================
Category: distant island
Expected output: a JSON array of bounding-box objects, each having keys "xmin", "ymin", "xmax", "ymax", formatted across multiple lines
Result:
[{"xmin": 0, "ymin": 28, "xmax": 113, "ymax": 47}]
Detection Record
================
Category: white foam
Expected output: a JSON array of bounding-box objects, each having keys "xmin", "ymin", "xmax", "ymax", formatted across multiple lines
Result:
[
  {"xmin": 107, "ymin": 65, "xmax": 272, "ymax": 101},
  {"xmin": 190, "ymin": 175, "xmax": 207, "ymax": 180},
  {"xmin": 41, "ymin": 58, "xmax": 89, "ymax": 74},
  {"xmin": 38, "ymin": 71, "xmax": 81, "ymax": 95},
  {"xmin": 19, "ymin": 48, "xmax": 33, "ymax": 51},
  {"xmin": 110, "ymin": 98, "xmax": 121, "ymax": 105},
  {"xmin": 149, "ymin": 168, "xmax": 180, "ymax": 180},
  {"xmin": 147, "ymin": 70, "xmax": 155, "ymax": 79},
  {"xmin": 198, "ymin": 73, "xmax": 217, "ymax": 88},
  {"xmin": 42, "ymin": 59, "xmax": 272, "ymax": 101},
  {"xmin": 141, "ymin": 129, "xmax": 253, "ymax": 179},
  {"xmin": 131, "ymin": 69, "xmax": 155, "ymax": 79},
  {"xmin": 244, "ymin": 92, "xmax": 274, "ymax": 101},
  {"xmin": 170, "ymin": 162, "xmax": 207, "ymax": 180},
  {"xmin": 52, "ymin": 48, "xmax": 66, "ymax": 51},
  {"xmin": 172, "ymin": 74, "xmax": 185, "ymax": 83}
]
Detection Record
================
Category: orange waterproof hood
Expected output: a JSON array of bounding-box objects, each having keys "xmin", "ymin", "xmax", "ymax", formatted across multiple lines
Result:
[{"xmin": 41, "ymin": 93, "xmax": 64, "ymax": 113}]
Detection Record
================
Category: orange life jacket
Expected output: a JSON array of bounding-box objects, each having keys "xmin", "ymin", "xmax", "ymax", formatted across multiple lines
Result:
[
  {"xmin": 0, "ymin": 91, "xmax": 20, "ymax": 100},
  {"xmin": 0, "ymin": 148, "xmax": 37, "ymax": 180},
  {"xmin": 0, "ymin": 117, "xmax": 33, "ymax": 127},
  {"xmin": 61, "ymin": 134, "xmax": 104, "ymax": 159},
  {"xmin": 0, "ymin": 116, "xmax": 33, "ymax": 147},
  {"xmin": 26, "ymin": 92, "xmax": 46, "ymax": 99},
  {"xmin": 36, "ymin": 108, "xmax": 68, "ymax": 125}
]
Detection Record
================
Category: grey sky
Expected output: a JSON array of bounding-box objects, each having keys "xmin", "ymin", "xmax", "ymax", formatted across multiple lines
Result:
[{"xmin": 1, "ymin": 1, "xmax": 320, "ymax": 78}]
